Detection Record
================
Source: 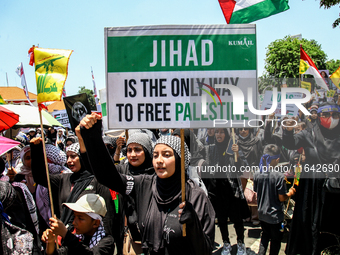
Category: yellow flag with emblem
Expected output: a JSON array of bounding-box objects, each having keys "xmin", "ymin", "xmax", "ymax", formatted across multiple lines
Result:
[
  {"xmin": 327, "ymin": 90, "xmax": 336, "ymax": 98},
  {"xmin": 30, "ymin": 47, "xmax": 72, "ymax": 104},
  {"xmin": 300, "ymin": 81, "xmax": 311, "ymax": 92}
]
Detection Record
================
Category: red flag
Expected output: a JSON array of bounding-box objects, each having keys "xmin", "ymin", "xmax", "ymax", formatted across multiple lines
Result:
[{"xmin": 299, "ymin": 46, "xmax": 328, "ymax": 90}]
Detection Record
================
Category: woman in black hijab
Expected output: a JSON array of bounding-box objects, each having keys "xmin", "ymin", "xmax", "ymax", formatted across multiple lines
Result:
[
  {"xmin": 237, "ymin": 128, "xmax": 263, "ymax": 224},
  {"xmin": 103, "ymin": 131, "xmax": 154, "ymax": 254},
  {"xmin": 210, "ymin": 128, "xmax": 249, "ymax": 255},
  {"xmin": 30, "ymin": 139, "xmax": 119, "ymax": 253},
  {"xmin": 78, "ymin": 113, "xmax": 215, "ymax": 255}
]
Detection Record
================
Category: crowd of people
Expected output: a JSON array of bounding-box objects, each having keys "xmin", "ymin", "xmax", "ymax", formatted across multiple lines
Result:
[{"xmin": 1, "ymin": 96, "xmax": 340, "ymax": 255}]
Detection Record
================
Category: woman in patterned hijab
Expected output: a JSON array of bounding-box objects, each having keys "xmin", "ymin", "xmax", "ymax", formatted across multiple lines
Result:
[{"xmin": 79, "ymin": 113, "xmax": 216, "ymax": 255}]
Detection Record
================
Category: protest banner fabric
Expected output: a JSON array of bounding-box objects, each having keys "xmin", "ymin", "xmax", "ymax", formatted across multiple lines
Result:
[
  {"xmin": 105, "ymin": 25, "xmax": 257, "ymax": 129},
  {"xmin": 218, "ymin": 0, "xmax": 289, "ymax": 24},
  {"xmin": 63, "ymin": 93, "xmax": 91, "ymax": 131},
  {"xmin": 260, "ymin": 91, "xmax": 303, "ymax": 117},
  {"xmin": 30, "ymin": 47, "xmax": 72, "ymax": 104},
  {"xmin": 327, "ymin": 90, "xmax": 336, "ymax": 98},
  {"xmin": 50, "ymin": 109, "xmax": 71, "ymax": 129}
]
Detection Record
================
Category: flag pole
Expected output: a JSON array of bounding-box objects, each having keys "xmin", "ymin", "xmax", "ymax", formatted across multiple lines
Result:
[
  {"xmin": 180, "ymin": 129, "xmax": 186, "ymax": 236},
  {"xmin": 125, "ymin": 130, "xmax": 129, "ymax": 143},
  {"xmin": 38, "ymin": 112, "xmax": 55, "ymax": 211},
  {"xmin": 38, "ymin": 110, "xmax": 55, "ymax": 216},
  {"xmin": 38, "ymin": 108, "xmax": 59, "ymax": 248},
  {"xmin": 231, "ymin": 128, "xmax": 237, "ymax": 162},
  {"xmin": 285, "ymin": 153, "xmax": 301, "ymax": 215}
]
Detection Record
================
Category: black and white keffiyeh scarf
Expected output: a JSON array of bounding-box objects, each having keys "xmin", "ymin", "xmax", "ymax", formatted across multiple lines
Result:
[
  {"xmin": 35, "ymin": 144, "xmax": 70, "ymax": 225},
  {"xmin": 75, "ymin": 223, "xmax": 106, "ymax": 248},
  {"xmin": 11, "ymin": 182, "xmax": 39, "ymax": 234}
]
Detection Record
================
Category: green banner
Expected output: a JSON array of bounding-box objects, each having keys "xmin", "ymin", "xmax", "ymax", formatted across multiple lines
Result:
[{"xmin": 107, "ymin": 34, "xmax": 256, "ymax": 72}]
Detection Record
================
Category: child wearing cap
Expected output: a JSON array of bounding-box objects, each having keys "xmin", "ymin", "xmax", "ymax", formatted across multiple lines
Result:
[{"xmin": 41, "ymin": 194, "xmax": 114, "ymax": 255}]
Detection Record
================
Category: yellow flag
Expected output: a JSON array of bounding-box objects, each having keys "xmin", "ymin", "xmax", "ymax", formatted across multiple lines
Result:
[
  {"xmin": 300, "ymin": 81, "xmax": 311, "ymax": 92},
  {"xmin": 330, "ymin": 66, "xmax": 340, "ymax": 90},
  {"xmin": 0, "ymin": 94, "xmax": 6, "ymax": 104},
  {"xmin": 327, "ymin": 90, "xmax": 336, "ymax": 98},
  {"xmin": 33, "ymin": 47, "xmax": 72, "ymax": 104}
]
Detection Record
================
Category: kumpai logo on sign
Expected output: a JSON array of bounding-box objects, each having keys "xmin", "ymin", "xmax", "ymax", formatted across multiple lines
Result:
[{"xmin": 228, "ymin": 37, "xmax": 254, "ymax": 48}]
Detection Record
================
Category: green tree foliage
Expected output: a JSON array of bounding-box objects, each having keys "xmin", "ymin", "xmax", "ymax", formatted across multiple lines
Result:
[
  {"xmin": 319, "ymin": 0, "xmax": 340, "ymax": 28},
  {"xmin": 260, "ymin": 36, "xmax": 327, "ymax": 91},
  {"xmin": 78, "ymin": 86, "xmax": 97, "ymax": 110},
  {"xmin": 326, "ymin": 59, "xmax": 340, "ymax": 74}
]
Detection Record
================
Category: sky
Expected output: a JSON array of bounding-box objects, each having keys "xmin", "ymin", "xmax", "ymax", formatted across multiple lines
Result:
[{"xmin": 1, "ymin": 0, "xmax": 339, "ymax": 98}]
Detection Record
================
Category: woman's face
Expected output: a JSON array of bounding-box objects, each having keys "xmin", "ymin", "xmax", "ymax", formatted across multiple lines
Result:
[
  {"xmin": 215, "ymin": 129, "xmax": 226, "ymax": 143},
  {"xmin": 311, "ymin": 111, "xmax": 318, "ymax": 120},
  {"xmin": 67, "ymin": 151, "xmax": 81, "ymax": 172},
  {"xmin": 23, "ymin": 151, "xmax": 31, "ymax": 169},
  {"xmin": 127, "ymin": 143, "xmax": 146, "ymax": 167},
  {"xmin": 207, "ymin": 128, "xmax": 215, "ymax": 137},
  {"xmin": 66, "ymin": 140, "xmax": 73, "ymax": 148},
  {"xmin": 153, "ymin": 144, "xmax": 176, "ymax": 179}
]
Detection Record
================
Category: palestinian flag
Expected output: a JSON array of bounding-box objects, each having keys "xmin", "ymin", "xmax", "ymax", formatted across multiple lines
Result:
[
  {"xmin": 299, "ymin": 46, "xmax": 329, "ymax": 90},
  {"xmin": 218, "ymin": 0, "xmax": 289, "ymax": 24}
]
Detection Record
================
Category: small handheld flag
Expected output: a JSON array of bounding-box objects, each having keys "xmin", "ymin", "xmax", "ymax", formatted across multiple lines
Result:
[
  {"xmin": 300, "ymin": 81, "xmax": 311, "ymax": 92},
  {"xmin": 294, "ymin": 163, "xmax": 302, "ymax": 186}
]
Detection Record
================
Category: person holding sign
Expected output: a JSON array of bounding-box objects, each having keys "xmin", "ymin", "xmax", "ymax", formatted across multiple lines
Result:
[{"xmin": 77, "ymin": 113, "xmax": 215, "ymax": 255}]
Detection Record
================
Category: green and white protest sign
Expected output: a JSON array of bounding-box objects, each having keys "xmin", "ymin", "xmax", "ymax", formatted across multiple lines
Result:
[
  {"xmin": 105, "ymin": 24, "xmax": 257, "ymax": 129},
  {"xmin": 260, "ymin": 91, "xmax": 303, "ymax": 117}
]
